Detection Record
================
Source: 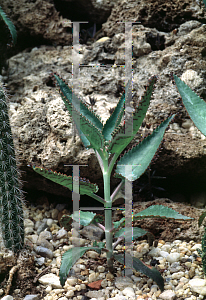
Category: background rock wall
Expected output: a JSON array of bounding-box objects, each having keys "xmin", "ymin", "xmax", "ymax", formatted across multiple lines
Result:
[{"xmin": 1, "ymin": 0, "xmax": 206, "ymax": 206}]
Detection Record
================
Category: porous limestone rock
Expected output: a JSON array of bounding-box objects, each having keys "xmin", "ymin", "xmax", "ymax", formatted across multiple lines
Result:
[
  {"xmin": 1, "ymin": 0, "xmax": 206, "ymax": 201},
  {"xmin": 0, "ymin": 0, "xmax": 117, "ymax": 47},
  {"xmin": 102, "ymin": 0, "xmax": 206, "ymax": 37},
  {"xmin": 1, "ymin": 0, "xmax": 73, "ymax": 46}
]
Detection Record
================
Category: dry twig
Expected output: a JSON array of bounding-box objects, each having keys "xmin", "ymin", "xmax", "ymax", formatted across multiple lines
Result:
[{"xmin": 33, "ymin": 265, "xmax": 52, "ymax": 283}]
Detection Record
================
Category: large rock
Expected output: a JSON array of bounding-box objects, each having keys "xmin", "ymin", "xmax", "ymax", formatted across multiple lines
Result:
[
  {"xmin": 102, "ymin": 0, "xmax": 206, "ymax": 36},
  {"xmin": 1, "ymin": 0, "xmax": 206, "ymax": 202},
  {"xmin": 0, "ymin": 0, "xmax": 117, "ymax": 48},
  {"xmin": 1, "ymin": 0, "xmax": 73, "ymax": 46}
]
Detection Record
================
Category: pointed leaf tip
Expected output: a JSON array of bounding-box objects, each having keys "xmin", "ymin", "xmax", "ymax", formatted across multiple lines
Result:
[
  {"xmin": 31, "ymin": 165, "xmax": 98, "ymax": 195},
  {"xmin": 173, "ymin": 74, "xmax": 206, "ymax": 137},
  {"xmin": 114, "ymin": 115, "xmax": 175, "ymax": 181}
]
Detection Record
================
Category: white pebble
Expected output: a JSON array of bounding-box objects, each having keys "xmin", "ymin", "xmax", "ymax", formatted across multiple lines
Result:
[
  {"xmin": 65, "ymin": 277, "xmax": 78, "ymax": 286},
  {"xmin": 159, "ymin": 289, "xmax": 176, "ymax": 300},
  {"xmin": 122, "ymin": 287, "xmax": 135, "ymax": 297},
  {"xmin": 89, "ymin": 272, "xmax": 97, "ymax": 282},
  {"xmin": 166, "ymin": 252, "xmax": 180, "ymax": 263},
  {"xmin": 66, "ymin": 290, "xmax": 74, "ymax": 297},
  {"xmin": 189, "ymin": 279, "xmax": 206, "ymax": 295}
]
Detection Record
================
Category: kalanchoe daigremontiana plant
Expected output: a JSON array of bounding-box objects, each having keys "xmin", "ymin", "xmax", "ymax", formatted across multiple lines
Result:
[{"xmin": 30, "ymin": 74, "xmax": 193, "ymax": 290}]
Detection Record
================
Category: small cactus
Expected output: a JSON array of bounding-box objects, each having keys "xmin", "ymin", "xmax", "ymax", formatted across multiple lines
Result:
[{"xmin": 0, "ymin": 84, "xmax": 25, "ymax": 252}]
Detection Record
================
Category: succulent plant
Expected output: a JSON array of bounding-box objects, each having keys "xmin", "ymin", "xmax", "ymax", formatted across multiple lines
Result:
[{"xmin": 30, "ymin": 74, "xmax": 193, "ymax": 289}]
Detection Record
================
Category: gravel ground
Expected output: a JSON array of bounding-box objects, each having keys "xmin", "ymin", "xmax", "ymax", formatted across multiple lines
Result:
[{"xmin": 0, "ymin": 200, "xmax": 206, "ymax": 300}]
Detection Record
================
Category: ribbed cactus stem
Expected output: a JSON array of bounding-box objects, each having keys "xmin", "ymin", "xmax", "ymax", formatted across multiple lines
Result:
[{"xmin": 0, "ymin": 84, "xmax": 24, "ymax": 252}]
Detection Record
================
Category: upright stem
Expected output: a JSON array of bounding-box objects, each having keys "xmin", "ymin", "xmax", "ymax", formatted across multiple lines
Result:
[{"xmin": 101, "ymin": 148, "xmax": 114, "ymax": 272}]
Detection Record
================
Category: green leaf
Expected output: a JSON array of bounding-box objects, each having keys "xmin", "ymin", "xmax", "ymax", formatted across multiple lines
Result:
[
  {"xmin": 173, "ymin": 74, "xmax": 206, "ymax": 137},
  {"xmin": 203, "ymin": 0, "xmax": 206, "ymax": 8},
  {"xmin": 134, "ymin": 205, "xmax": 193, "ymax": 220},
  {"xmin": 198, "ymin": 211, "xmax": 206, "ymax": 227},
  {"xmin": 102, "ymin": 78, "xmax": 132, "ymax": 142},
  {"xmin": 108, "ymin": 75, "xmax": 158, "ymax": 155},
  {"xmin": 60, "ymin": 246, "xmax": 101, "ymax": 286},
  {"xmin": 91, "ymin": 214, "xmax": 105, "ymax": 225},
  {"xmin": 114, "ymin": 115, "xmax": 175, "ymax": 181},
  {"xmin": 60, "ymin": 211, "xmax": 96, "ymax": 230},
  {"xmin": 114, "ymin": 253, "xmax": 164, "ymax": 291},
  {"xmin": 113, "ymin": 219, "xmax": 124, "ymax": 229},
  {"xmin": 73, "ymin": 210, "xmax": 96, "ymax": 226},
  {"xmin": 0, "ymin": 6, "xmax": 17, "ymax": 45},
  {"xmin": 60, "ymin": 98, "xmax": 104, "ymax": 150},
  {"xmin": 113, "ymin": 205, "xmax": 193, "ymax": 229},
  {"xmin": 30, "ymin": 165, "xmax": 98, "ymax": 195},
  {"xmin": 92, "ymin": 241, "xmax": 106, "ymax": 249},
  {"xmin": 114, "ymin": 227, "xmax": 148, "ymax": 239},
  {"xmin": 54, "ymin": 74, "xmax": 103, "ymax": 130},
  {"xmin": 54, "ymin": 74, "xmax": 103, "ymax": 148}
]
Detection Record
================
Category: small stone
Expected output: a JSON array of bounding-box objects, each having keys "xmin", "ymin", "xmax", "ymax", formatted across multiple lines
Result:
[
  {"xmin": 148, "ymin": 247, "xmax": 160, "ymax": 257},
  {"xmin": 69, "ymin": 237, "xmax": 87, "ymax": 246},
  {"xmin": 97, "ymin": 265, "xmax": 105, "ymax": 273},
  {"xmin": 37, "ymin": 222, "xmax": 48, "ymax": 235},
  {"xmin": 122, "ymin": 287, "xmax": 135, "ymax": 297},
  {"xmin": 34, "ymin": 246, "xmax": 54, "ymax": 259},
  {"xmin": 65, "ymin": 290, "xmax": 74, "ymax": 297},
  {"xmin": 188, "ymin": 268, "xmax": 195, "ymax": 278},
  {"xmin": 46, "ymin": 219, "xmax": 54, "ymax": 227},
  {"xmin": 54, "ymin": 227, "xmax": 68, "ymax": 240},
  {"xmin": 182, "ymin": 119, "xmax": 193, "ymax": 129},
  {"xmin": 1, "ymin": 296, "xmax": 13, "ymax": 300},
  {"xmin": 23, "ymin": 295, "xmax": 39, "ymax": 300},
  {"xmin": 166, "ymin": 253, "xmax": 180, "ymax": 263},
  {"xmin": 171, "ymin": 271, "xmax": 185, "ymax": 279},
  {"xmin": 106, "ymin": 273, "xmax": 114, "ymax": 281},
  {"xmin": 114, "ymin": 276, "xmax": 133, "ymax": 290},
  {"xmin": 36, "ymin": 239, "xmax": 54, "ymax": 251},
  {"xmin": 51, "ymin": 208, "xmax": 59, "ymax": 219},
  {"xmin": 38, "ymin": 230, "xmax": 53, "ymax": 241},
  {"xmin": 38, "ymin": 273, "xmax": 62, "ymax": 288},
  {"xmin": 159, "ymin": 290, "xmax": 176, "ymax": 300},
  {"xmin": 107, "ymin": 297, "xmax": 127, "ymax": 300},
  {"xmin": 89, "ymin": 272, "xmax": 97, "ymax": 282},
  {"xmin": 25, "ymin": 227, "xmax": 34, "ymax": 234},
  {"xmin": 85, "ymin": 291, "xmax": 104, "ymax": 299},
  {"xmin": 45, "ymin": 285, "xmax": 52, "ymax": 293},
  {"xmin": 35, "ymin": 257, "xmax": 45, "ymax": 266},
  {"xmin": 27, "ymin": 234, "xmax": 38, "ymax": 244},
  {"xmin": 87, "ymin": 279, "xmax": 103, "ymax": 289},
  {"xmin": 101, "ymin": 279, "xmax": 108, "ymax": 288},
  {"xmin": 24, "ymin": 219, "xmax": 35, "ymax": 227},
  {"xmin": 189, "ymin": 278, "xmax": 206, "ymax": 295},
  {"xmin": 65, "ymin": 277, "xmax": 78, "ymax": 286},
  {"xmin": 86, "ymin": 250, "xmax": 100, "ymax": 259},
  {"xmin": 80, "ymin": 224, "xmax": 104, "ymax": 240}
]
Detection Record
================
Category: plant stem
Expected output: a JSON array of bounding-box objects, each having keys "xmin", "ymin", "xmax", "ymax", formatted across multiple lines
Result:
[
  {"xmin": 89, "ymin": 193, "xmax": 105, "ymax": 204},
  {"xmin": 113, "ymin": 236, "xmax": 124, "ymax": 249},
  {"xmin": 96, "ymin": 222, "xmax": 105, "ymax": 231},
  {"xmin": 101, "ymin": 148, "xmax": 115, "ymax": 272},
  {"xmin": 111, "ymin": 179, "xmax": 125, "ymax": 203}
]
